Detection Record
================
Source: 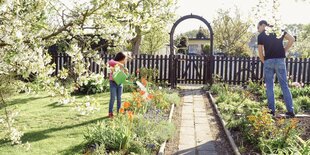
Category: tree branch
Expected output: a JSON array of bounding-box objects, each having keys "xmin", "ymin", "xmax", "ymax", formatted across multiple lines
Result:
[{"xmin": 42, "ymin": 22, "xmax": 74, "ymax": 40}]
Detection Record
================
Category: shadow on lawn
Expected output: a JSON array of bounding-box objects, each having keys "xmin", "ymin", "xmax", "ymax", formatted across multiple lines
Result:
[
  {"xmin": 59, "ymin": 142, "xmax": 86, "ymax": 155},
  {"xmin": 20, "ymin": 116, "xmax": 109, "ymax": 143},
  {"xmin": 47, "ymin": 102, "xmax": 65, "ymax": 108},
  {"xmin": 7, "ymin": 96, "xmax": 49, "ymax": 107}
]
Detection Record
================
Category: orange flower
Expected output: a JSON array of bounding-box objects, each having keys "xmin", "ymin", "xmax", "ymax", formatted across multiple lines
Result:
[
  {"xmin": 137, "ymin": 102, "xmax": 142, "ymax": 108},
  {"xmin": 148, "ymin": 94, "xmax": 154, "ymax": 99},
  {"xmin": 127, "ymin": 111, "xmax": 133, "ymax": 121},
  {"xmin": 123, "ymin": 101, "xmax": 131, "ymax": 109},
  {"xmin": 119, "ymin": 108, "xmax": 125, "ymax": 113},
  {"xmin": 141, "ymin": 77, "xmax": 147, "ymax": 86},
  {"xmin": 139, "ymin": 90, "xmax": 146, "ymax": 96}
]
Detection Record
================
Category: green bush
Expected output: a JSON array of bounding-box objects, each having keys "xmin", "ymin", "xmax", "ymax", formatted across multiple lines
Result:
[
  {"xmin": 132, "ymin": 115, "xmax": 175, "ymax": 148},
  {"xmin": 210, "ymin": 83, "xmax": 226, "ymax": 95},
  {"xmin": 77, "ymin": 74, "xmax": 110, "ymax": 94},
  {"xmin": 84, "ymin": 114, "xmax": 175, "ymax": 154},
  {"xmin": 291, "ymin": 86, "xmax": 310, "ymax": 98},
  {"xmin": 84, "ymin": 119, "xmax": 131, "ymax": 152},
  {"xmin": 152, "ymin": 90, "xmax": 180, "ymax": 111},
  {"xmin": 164, "ymin": 91, "xmax": 181, "ymax": 106},
  {"xmin": 295, "ymin": 96, "xmax": 310, "ymax": 113}
]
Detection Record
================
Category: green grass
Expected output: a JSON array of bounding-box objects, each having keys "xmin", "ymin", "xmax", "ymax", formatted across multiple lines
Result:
[{"xmin": 0, "ymin": 92, "xmax": 130, "ymax": 155}]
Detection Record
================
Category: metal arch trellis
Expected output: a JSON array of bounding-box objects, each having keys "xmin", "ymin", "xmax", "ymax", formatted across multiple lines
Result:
[
  {"xmin": 168, "ymin": 14, "xmax": 215, "ymax": 88},
  {"xmin": 169, "ymin": 14, "xmax": 214, "ymax": 55}
]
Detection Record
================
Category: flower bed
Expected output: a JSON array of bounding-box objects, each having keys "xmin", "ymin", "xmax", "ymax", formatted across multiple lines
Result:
[
  {"xmin": 83, "ymin": 78, "xmax": 181, "ymax": 154},
  {"xmin": 208, "ymin": 81, "xmax": 310, "ymax": 154}
]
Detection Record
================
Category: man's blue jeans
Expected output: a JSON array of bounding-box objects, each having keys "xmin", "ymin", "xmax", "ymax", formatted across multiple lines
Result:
[
  {"xmin": 264, "ymin": 58, "xmax": 294, "ymax": 113},
  {"xmin": 109, "ymin": 81, "xmax": 123, "ymax": 113}
]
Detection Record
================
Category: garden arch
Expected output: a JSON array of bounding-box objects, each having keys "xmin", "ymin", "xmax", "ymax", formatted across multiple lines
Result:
[{"xmin": 169, "ymin": 14, "xmax": 214, "ymax": 55}]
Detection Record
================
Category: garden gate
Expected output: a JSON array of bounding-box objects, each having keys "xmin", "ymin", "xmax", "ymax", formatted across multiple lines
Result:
[{"xmin": 169, "ymin": 14, "xmax": 214, "ymax": 87}]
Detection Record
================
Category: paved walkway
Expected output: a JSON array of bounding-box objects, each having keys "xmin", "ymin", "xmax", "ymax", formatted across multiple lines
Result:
[{"xmin": 177, "ymin": 89, "xmax": 217, "ymax": 155}]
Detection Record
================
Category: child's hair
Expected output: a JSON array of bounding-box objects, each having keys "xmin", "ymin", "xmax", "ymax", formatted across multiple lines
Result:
[
  {"xmin": 258, "ymin": 20, "xmax": 274, "ymax": 28},
  {"xmin": 114, "ymin": 52, "xmax": 126, "ymax": 61}
]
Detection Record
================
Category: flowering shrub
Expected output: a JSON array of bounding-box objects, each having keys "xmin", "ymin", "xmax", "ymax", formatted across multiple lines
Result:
[
  {"xmin": 84, "ymin": 78, "xmax": 178, "ymax": 154},
  {"xmin": 210, "ymin": 82, "xmax": 310, "ymax": 154},
  {"xmin": 76, "ymin": 74, "xmax": 109, "ymax": 94},
  {"xmin": 75, "ymin": 96, "xmax": 100, "ymax": 115},
  {"xmin": 246, "ymin": 109, "xmax": 300, "ymax": 154}
]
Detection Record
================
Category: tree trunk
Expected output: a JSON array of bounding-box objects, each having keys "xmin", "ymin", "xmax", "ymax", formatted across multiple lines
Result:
[{"xmin": 132, "ymin": 26, "xmax": 142, "ymax": 55}]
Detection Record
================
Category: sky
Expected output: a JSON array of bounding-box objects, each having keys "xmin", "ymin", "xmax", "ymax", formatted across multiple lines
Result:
[{"xmin": 174, "ymin": 0, "xmax": 310, "ymax": 34}]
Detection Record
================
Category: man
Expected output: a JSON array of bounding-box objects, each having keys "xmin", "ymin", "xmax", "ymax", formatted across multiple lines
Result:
[{"xmin": 257, "ymin": 20, "xmax": 296, "ymax": 117}]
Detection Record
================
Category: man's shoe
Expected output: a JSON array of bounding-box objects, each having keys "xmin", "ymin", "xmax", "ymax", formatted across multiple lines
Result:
[
  {"xmin": 269, "ymin": 111, "xmax": 275, "ymax": 117},
  {"xmin": 285, "ymin": 112, "xmax": 295, "ymax": 118}
]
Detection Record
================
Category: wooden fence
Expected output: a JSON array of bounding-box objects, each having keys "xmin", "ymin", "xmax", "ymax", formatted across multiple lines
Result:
[
  {"xmin": 214, "ymin": 56, "xmax": 310, "ymax": 85},
  {"xmin": 52, "ymin": 53, "xmax": 310, "ymax": 85}
]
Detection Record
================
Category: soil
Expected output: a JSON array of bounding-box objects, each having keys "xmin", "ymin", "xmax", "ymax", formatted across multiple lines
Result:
[
  {"xmin": 164, "ymin": 92, "xmax": 183, "ymax": 155},
  {"xmin": 297, "ymin": 116, "xmax": 310, "ymax": 140}
]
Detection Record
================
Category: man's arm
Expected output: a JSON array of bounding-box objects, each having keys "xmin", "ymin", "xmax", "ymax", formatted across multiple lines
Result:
[
  {"xmin": 284, "ymin": 33, "xmax": 295, "ymax": 53},
  {"xmin": 258, "ymin": 45, "xmax": 264, "ymax": 63}
]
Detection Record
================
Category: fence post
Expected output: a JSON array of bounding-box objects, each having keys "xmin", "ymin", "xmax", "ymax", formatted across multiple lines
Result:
[
  {"xmin": 169, "ymin": 55, "xmax": 176, "ymax": 88},
  {"xmin": 203, "ymin": 55, "xmax": 214, "ymax": 84}
]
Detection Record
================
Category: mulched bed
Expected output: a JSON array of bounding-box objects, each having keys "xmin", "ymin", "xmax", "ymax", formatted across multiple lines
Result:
[
  {"xmin": 297, "ymin": 115, "xmax": 310, "ymax": 140},
  {"xmin": 164, "ymin": 102, "xmax": 182, "ymax": 155}
]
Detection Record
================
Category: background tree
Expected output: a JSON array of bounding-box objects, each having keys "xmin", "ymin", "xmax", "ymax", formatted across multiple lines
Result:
[
  {"xmin": 125, "ymin": 0, "xmax": 177, "ymax": 54},
  {"xmin": 196, "ymin": 26, "xmax": 209, "ymax": 39},
  {"xmin": 290, "ymin": 24, "xmax": 310, "ymax": 57},
  {"xmin": 176, "ymin": 36, "xmax": 189, "ymax": 54},
  {"xmin": 213, "ymin": 8, "xmax": 252, "ymax": 56},
  {"xmin": 140, "ymin": 26, "xmax": 169, "ymax": 55}
]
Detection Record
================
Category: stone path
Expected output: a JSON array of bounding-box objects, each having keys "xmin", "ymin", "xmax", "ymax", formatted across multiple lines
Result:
[{"xmin": 177, "ymin": 89, "xmax": 218, "ymax": 155}]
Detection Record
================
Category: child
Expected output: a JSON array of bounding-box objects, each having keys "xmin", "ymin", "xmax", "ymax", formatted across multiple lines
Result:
[{"xmin": 108, "ymin": 52, "xmax": 128, "ymax": 118}]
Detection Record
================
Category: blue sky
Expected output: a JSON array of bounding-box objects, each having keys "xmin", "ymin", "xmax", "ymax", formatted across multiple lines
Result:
[{"xmin": 175, "ymin": 0, "xmax": 310, "ymax": 34}]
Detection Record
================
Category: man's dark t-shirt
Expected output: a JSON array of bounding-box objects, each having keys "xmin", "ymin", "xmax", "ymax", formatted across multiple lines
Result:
[{"xmin": 257, "ymin": 31, "xmax": 287, "ymax": 60}]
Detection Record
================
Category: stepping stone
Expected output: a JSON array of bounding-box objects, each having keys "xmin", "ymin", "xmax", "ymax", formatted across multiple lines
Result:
[
  {"xmin": 182, "ymin": 113, "xmax": 194, "ymax": 120},
  {"xmin": 196, "ymin": 142, "xmax": 216, "ymax": 151},
  {"xmin": 195, "ymin": 112, "xmax": 208, "ymax": 117},
  {"xmin": 177, "ymin": 147, "xmax": 196, "ymax": 155},
  {"xmin": 198, "ymin": 151, "xmax": 218, "ymax": 155},
  {"xmin": 195, "ymin": 117, "xmax": 209, "ymax": 124},
  {"xmin": 195, "ymin": 125, "xmax": 211, "ymax": 133},
  {"xmin": 181, "ymin": 120, "xmax": 194, "ymax": 127},
  {"xmin": 180, "ymin": 126, "xmax": 195, "ymax": 136},
  {"xmin": 179, "ymin": 135, "xmax": 195, "ymax": 146},
  {"xmin": 194, "ymin": 108, "xmax": 206, "ymax": 112},
  {"xmin": 183, "ymin": 102, "xmax": 193, "ymax": 106},
  {"xmin": 196, "ymin": 134, "xmax": 213, "ymax": 143},
  {"xmin": 182, "ymin": 108, "xmax": 194, "ymax": 115}
]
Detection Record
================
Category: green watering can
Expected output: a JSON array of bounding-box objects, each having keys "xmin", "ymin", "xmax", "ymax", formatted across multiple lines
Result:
[{"xmin": 112, "ymin": 69, "xmax": 135, "ymax": 86}]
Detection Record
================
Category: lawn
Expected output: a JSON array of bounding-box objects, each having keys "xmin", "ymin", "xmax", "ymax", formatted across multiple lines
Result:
[{"xmin": 0, "ymin": 92, "xmax": 130, "ymax": 155}]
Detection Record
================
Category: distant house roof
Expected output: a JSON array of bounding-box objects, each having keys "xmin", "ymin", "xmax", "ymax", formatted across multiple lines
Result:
[{"xmin": 188, "ymin": 38, "xmax": 210, "ymax": 41}]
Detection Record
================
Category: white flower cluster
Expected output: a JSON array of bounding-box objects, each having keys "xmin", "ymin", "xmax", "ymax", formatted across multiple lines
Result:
[
  {"xmin": 0, "ymin": 110, "xmax": 24, "ymax": 145},
  {"xmin": 76, "ymin": 96, "xmax": 100, "ymax": 115},
  {"xmin": 9, "ymin": 127, "xmax": 24, "ymax": 145}
]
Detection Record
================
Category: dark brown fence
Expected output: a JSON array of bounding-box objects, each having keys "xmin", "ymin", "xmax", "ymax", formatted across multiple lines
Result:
[
  {"xmin": 52, "ymin": 53, "xmax": 310, "ymax": 85},
  {"xmin": 214, "ymin": 56, "xmax": 310, "ymax": 85}
]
